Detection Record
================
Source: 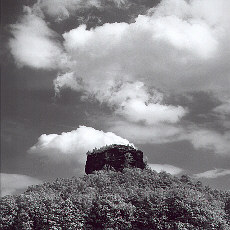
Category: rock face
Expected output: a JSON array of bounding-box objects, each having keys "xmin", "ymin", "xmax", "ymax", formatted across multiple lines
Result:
[{"xmin": 85, "ymin": 144, "xmax": 146, "ymax": 174}]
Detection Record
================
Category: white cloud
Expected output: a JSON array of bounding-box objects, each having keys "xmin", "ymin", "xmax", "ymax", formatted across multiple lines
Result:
[
  {"xmin": 213, "ymin": 101, "xmax": 230, "ymax": 128},
  {"xmin": 9, "ymin": 0, "xmax": 230, "ymax": 158},
  {"xmin": 152, "ymin": 0, "xmax": 230, "ymax": 27},
  {"xmin": 28, "ymin": 126, "xmax": 134, "ymax": 163},
  {"xmin": 54, "ymin": 72, "xmax": 84, "ymax": 95},
  {"xmin": 117, "ymin": 98, "xmax": 186, "ymax": 125},
  {"xmin": 9, "ymin": 0, "xmax": 230, "ymax": 95},
  {"xmin": 57, "ymin": 0, "xmax": 230, "ymax": 97},
  {"xmin": 9, "ymin": 7, "xmax": 65, "ymax": 69},
  {"xmin": 109, "ymin": 120, "xmax": 183, "ymax": 144},
  {"xmin": 1, "ymin": 173, "xmax": 42, "ymax": 197},
  {"xmin": 213, "ymin": 101, "xmax": 230, "ymax": 116},
  {"xmin": 188, "ymin": 129, "xmax": 230, "ymax": 156},
  {"xmin": 33, "ymin": 0, "xmax": 130, "ymax": 21},
  {"xmin": 194, "ymin": 168, "xmax": 230, "ymax": 179},
  {"xmin": 10, "ymin": 0, "xmax": 230, "ymax": 98},
  {"xmin": 149, "ymin": 163, "xmax": 184, "ymax": 175},
  {"xmin": 109, "ymin": 119, "xmax": 230, "ymax": 156},
  {"xmin": 50, "ymin": 0, "xmax": 230, "ymax": 131},
  {"xmin": 33, "ymin": 0, "xmax": 100, "ymax": 21},
  {"xmin": 55, "ymin": 78, "xmax": 187, "ymax": 125},
  {"xmin": 149, "ymin": 13, "xmax": 218, "ymax": 59}
]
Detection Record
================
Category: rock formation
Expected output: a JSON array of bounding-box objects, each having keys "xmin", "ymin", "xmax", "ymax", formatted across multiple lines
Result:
[{"xmin": 85, "ymin": 144, "xmax": 146, "ymax": 174}]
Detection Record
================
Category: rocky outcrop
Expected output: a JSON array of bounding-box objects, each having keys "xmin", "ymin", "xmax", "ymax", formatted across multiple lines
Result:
[{"xmin": 85, "ymin": 144, "xmax": 146, "ymax": 174}]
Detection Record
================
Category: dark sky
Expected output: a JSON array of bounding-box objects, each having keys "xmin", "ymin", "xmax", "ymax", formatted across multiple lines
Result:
[{"xmin": 1, "ymin": 0, "xmax": 230, "ymax": 196}]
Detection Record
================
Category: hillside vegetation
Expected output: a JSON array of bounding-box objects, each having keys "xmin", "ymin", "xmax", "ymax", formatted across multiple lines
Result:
[
  {"xmin": 1, "ymin": 167, "xmax": 230, "ymax": 229},
  {"xmin": 1, "ymin": 145, "xmax": 230, "ymax": 229}
]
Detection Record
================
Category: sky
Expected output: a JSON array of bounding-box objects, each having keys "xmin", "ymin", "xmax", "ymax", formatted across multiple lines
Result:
[{"xmin": 1, "ymin": 0, "xmax": 230, "ymax": 196}]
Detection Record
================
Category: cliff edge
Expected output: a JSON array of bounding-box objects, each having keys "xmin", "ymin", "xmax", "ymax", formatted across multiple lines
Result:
[{"xmin": 85, "ymin": 144, "xmax": 146, "ymax": 174}]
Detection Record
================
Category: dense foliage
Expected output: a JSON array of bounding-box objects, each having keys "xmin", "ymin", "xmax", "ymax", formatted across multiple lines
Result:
[
  {"xmin": 1, "ymin": 168, "xmax": 230, "ymax": 229},
  {"xmin": 86, "ymin": 144, "xmax": 135, "ymax": 156}
]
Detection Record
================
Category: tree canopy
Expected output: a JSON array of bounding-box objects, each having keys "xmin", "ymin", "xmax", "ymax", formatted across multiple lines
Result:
[{"xmin": 1, "ymin": 167, "xmax": 230, "ymax": 229}]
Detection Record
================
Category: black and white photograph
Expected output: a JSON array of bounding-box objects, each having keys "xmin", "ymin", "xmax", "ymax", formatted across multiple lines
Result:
[{"xmin": 1, "ymin": 0, "xmax": 230, "ymax": 229}]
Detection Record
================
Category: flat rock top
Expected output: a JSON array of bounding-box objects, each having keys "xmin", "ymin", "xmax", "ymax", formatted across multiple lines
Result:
[{"xmin": 85, "ymin": 144, "xmax": 146, "ymax": 174}]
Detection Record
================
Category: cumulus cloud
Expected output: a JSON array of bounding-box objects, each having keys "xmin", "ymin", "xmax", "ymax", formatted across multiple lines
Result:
[
  {"xmin": 9, "ymin": 0, "xmax": 230, "ymax": 158},
  {"xmin": 149, "ymin": 163, "xmax": 184, "ymax": 175},
  {"xmin": 50, "ymin": 0, "xmax": 229, "ymax": 134},
  {"xmin": 9, "ymin": 7, "xmax": 65, "ymax": 69},
  {"xmin": 10, "ymin": 0, "xmax": 230, "ymax": 98},
  {"xmin": 194, "ymin": 168, "xmax": 230, "ymax": 179},
  {"xmin": 28, "ymin": 126, "xmax": 134, "ymax": 163},
  {"xmin": 55, "ymin": 0, "xmax": 230, "ymax": 97},
  {"xmin": 1, "ymin": 173, "xmax": 42, "ymax": 197},
  {"xmin": 9, "ymin": 0, "xmax": 230, "ymax": 94}
]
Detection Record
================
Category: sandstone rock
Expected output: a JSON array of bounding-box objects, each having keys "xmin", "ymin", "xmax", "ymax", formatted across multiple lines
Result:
[{"xmin": 85, "ymin": 144, "xmax": 146, "ymax": 174}]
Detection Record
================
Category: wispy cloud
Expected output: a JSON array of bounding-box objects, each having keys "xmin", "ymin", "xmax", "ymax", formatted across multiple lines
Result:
[
  {"xmin": 109, "ymin": 120, "xmax": 230, "ymax": 156},
  {"xmin": 55, "ymin": 78, "xmax": 187, "ymax": 125},
  {"xmin": 194, "ymin": 168, "xmax": 230, "ymax": 179},
  {"xmin": 149, "ymin": 163, "xmax": 184, "ymax": 175},
  {"xmin": 187, "ymin": 129, "xmax": 230, "ymax": 156},
  {"xmin": 213, "ymin": 101, "xmax": 230, "ymax": 118},
  {"xmin": 108, "ymin": 120, "xmax": 183, "ymax": 144},
  {"xmin": 1, "ymin": 173, "xmax": 42, "ymax": 197},
  {"xmin": 32, "ymin": 0, "xmax": 131, "ymax": 21}
]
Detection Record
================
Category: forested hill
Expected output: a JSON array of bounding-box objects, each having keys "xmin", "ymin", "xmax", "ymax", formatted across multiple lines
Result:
[{"xmin": 1, "ymin": 146, "xmax": 230, "ymax": 229}]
